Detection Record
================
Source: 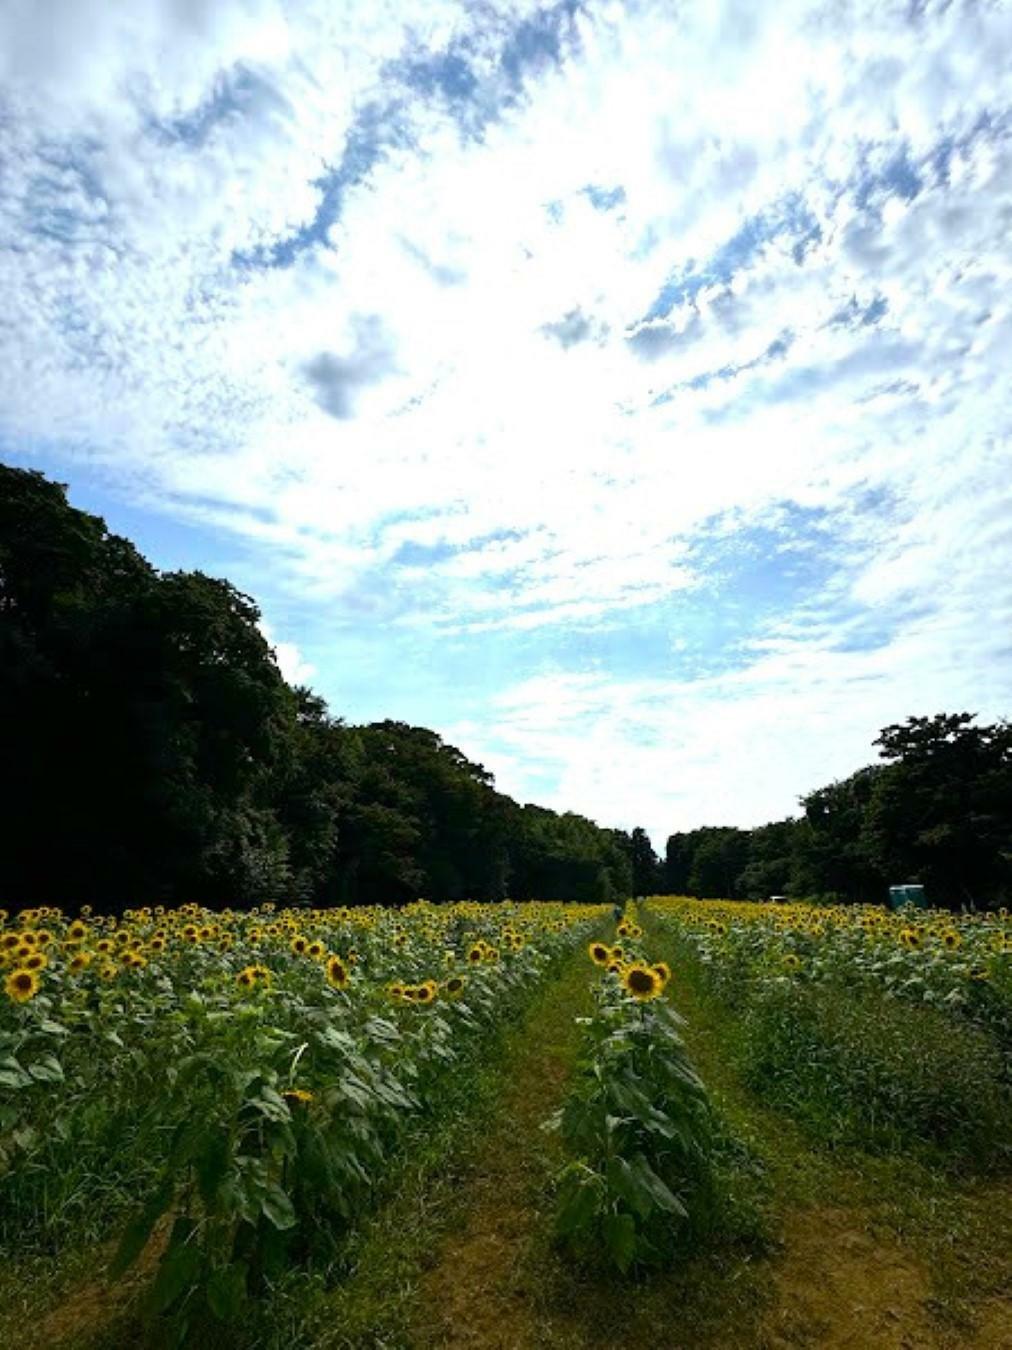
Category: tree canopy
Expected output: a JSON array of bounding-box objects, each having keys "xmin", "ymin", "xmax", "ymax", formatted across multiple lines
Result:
[
  {"xmin": 662, "ymin": 714, "xmax": 1012, "ymax": 910},
  {"xmin": 0, "ymin": 466, "xmax": 643, "ymax": 910}
]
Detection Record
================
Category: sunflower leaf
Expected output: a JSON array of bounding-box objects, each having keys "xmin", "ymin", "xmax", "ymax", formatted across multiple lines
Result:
[{"xmin": 603, "ymin": 1210, "xmax": 637, "ymax": 1273}]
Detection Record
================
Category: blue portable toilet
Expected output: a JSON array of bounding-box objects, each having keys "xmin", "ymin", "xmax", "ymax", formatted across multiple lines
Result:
[{"xmin": 888, "ymin": 884, "xmax": 927, "ymax": 911}]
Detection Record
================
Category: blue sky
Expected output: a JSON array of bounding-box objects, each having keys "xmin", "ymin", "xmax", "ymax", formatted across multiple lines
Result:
[{"xmin": 2, "ymin": 0, "xmax": 1011, "ymax": 845}]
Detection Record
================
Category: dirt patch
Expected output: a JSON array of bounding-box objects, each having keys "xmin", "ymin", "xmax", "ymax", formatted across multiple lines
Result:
[
  {"xmin": 967, "ymin": 1297, "xmax": 1012, "ymax": 1350},
  {"xmin": 762, "ymin": 1206, "xmax": 938, "ymax": 1350},
  {"xmin": 29, "ymin": 1218, "xmax": 170, "ymax": 1350}
]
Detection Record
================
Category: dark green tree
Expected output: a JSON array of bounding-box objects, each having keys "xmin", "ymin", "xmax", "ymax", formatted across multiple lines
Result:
[
  {"xmin": 626, "ymin": 826, "xmax": 660, "ymax": 896},
  {"xmin": 865, "ymin": 714, "xmax": 1012, "ymax": 907}
]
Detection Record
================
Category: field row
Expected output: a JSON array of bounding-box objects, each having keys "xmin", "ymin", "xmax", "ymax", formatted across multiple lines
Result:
[
  {"xmin": 649, "ymin": 897, "xmax": 1012, "ymax": 1159},
  {"xmin": 1, "ymin": 900, "xmax": 601, "ymax": 1336}
]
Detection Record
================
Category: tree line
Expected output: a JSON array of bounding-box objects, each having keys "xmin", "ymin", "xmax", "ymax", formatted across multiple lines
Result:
[
  {"xmin": 1, "ymin": 466, "xmax": 643, "ymax": 911},
  {"xmin": 658, "ymin": 714, "xmax": 1012, "ymax": 910},
  {"xmin": 3, "ymin": 466, "xmax": 1007, "ymax": 913}
]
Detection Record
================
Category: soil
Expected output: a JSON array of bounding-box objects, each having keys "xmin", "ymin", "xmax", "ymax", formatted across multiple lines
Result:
[
  {"xmin": 762, "ymin": 1206, "xmax": 936, "ymax": 1349},
  {"xmin": 28, "ymin": 1216, "xmax": 170, "ymax": 1350}
]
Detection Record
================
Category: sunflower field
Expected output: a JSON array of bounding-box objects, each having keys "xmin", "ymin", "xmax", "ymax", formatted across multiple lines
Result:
[
  {"xmin": 649, "ymin": 897, "xmax": 1012, "ymax": 1159},
  {"xmin": 0, "ymin": 899, "xmax": 599, "ymax": 1332}
]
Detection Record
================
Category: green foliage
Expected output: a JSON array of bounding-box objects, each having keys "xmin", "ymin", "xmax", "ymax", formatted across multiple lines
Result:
[
  {"xmin": 653, "ymin": 900, "xmax": 1012, "ymax": 1163},
  {"xmin": 551, "ymin": 974, "xmax": 720, "ymax": 1271},
  {"xmin": 0, "ymin": 899, "xmax": 597, "ymax": 1345},
  {"xmin": 742, "ymin": 981, "xmax": 1011, "ymax": 1159},
  {"xmin": 662, "ymin": 714, "xmax": 1012, "ymax": 908}
]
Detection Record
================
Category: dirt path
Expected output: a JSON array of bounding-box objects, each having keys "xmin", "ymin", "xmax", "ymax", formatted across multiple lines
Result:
[{"xmin": 409, "ymin": 948, "xmax": 596, "ymax": 1350}]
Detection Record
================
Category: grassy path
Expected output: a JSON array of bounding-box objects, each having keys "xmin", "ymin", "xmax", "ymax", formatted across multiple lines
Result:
[
  {"xmin": 305, "ymin": 942, "xmax": 600, "ymax": 1350},
  {"xmin": 406, "ymin": 944, "xmax": 596, "ymax": 1349},
  {"xmin": 312, "ymin": 933, "xmax": 772, "ymax": 1350}
]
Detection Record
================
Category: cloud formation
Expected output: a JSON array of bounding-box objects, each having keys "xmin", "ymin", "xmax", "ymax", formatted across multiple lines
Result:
[{"xmin": 1, "ymin": 0, "xmax": 1011, "ymax": 841}]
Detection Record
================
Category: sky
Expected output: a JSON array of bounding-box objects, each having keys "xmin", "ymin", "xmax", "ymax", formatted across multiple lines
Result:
[{"xmin": 1, "ymin": 0, "xmax": 1011, "ymax": 848}]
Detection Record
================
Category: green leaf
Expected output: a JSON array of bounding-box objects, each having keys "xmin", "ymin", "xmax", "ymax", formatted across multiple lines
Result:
[
  {"xmin": 603, "ymin": 1210, "xmax": 637, "ymax": 1273},
  {"xmin": 205, "ymin": 1261, "xmax": 248, "ymax": 1322},
  {"xmin": 148, "ymin": 1233, "xmax": 202, "ymax": 1315},
  {"xmin": 556, "ymin": 1175, "xmax": 602, "ymax": 1237},
  {"xmin": 27, "ymin": 1055, "xmax": 63, "ymax": 1083},
  {"xmin": 629, "ymin": 1154, "xmax": 688, "ymax": 1217},
  {"xmin": 260, "ymin": 1184, "xmax": 297, "ymax": 1231},
  {"xmin": 247, "ymin": 1085, "xmax": 290, "ymax": 1122},
  {"xmin": 109, "ymin": 1175, "xmax": 175, "ymax": 1278},
  {"xmin": 606, "ymin": 1156, "xmax": 651, "ymax": 1219}
]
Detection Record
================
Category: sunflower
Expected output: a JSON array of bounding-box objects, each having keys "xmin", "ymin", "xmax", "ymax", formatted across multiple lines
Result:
[
  {"xmin": 621, "ymin": 963, "xmax": 663, "ymax": 1001},
  {"xmin": 782, "ymin": 953, "xmax": 801, "ymax": 971},
  {"xmin": 236, "ymin": 967, "xmax": 257, "ymax": 990},
  {"xmin": 387, "ymin": 981, "xmax": 407, "ymax": 1001},
  {"xmin": 283, "ymin": 1088, "xmax": 314, "ymax": 1105},
  {"xmin": 5, "ymin": 968, "xmax": 40, "ymax": 1002},
  {"xmin": 467, "ymin": 944, "xmax": 485, "ymax": 965},
  {"xmin": 98, "ymin": 963, "xmax": 118, "ymax": 982},
  {"xmin": 306, "ymin": 939, "xmax": 326, "ymax": 960},
  {"xmin": 23, "ymin": 951, "xmax": 48, "ymax": 972},
  {"xmin": 69, "ymin": 952, "xmax": 92, "ymax": 973},
  {"xmin": 326, "ymin": 955, "xmax": 350, "ymax": 989},
  {"xmin": 0, "ymin": 932, "xmax": 21, "ymax": 952},
  {"xmin": 443, "ymin": 975, "xmax": 466, "ymax": 996},
  {"xmin": 413, "ymin": 982, "xmax": 436, "ymax": 1004},
  {"xmin": 941, "ymin": 930, "xmax": 962, "ymax": 951},
  {"xmin": 66, "ymin": 922, "xmax": 88, "ymax": 943},
  {"xmin": 290, "ymin": 934, "xmax": 309, "ymax": 956},
  {"xmin": 899, "ymin": 927, "xmax": 922, "ymax": 950},
  {"xmin": 588, "ymin": 941, "xmax": 611, "ymax": 966},
  {"xmin": 652, "ymin": 961, "xmax": 672, "ymax": 988}
]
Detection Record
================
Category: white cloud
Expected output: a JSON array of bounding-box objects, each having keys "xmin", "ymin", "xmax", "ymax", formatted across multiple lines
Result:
[{"xmin": 259, "ymin": 622, "xmax": 316, "ymax": 686}]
